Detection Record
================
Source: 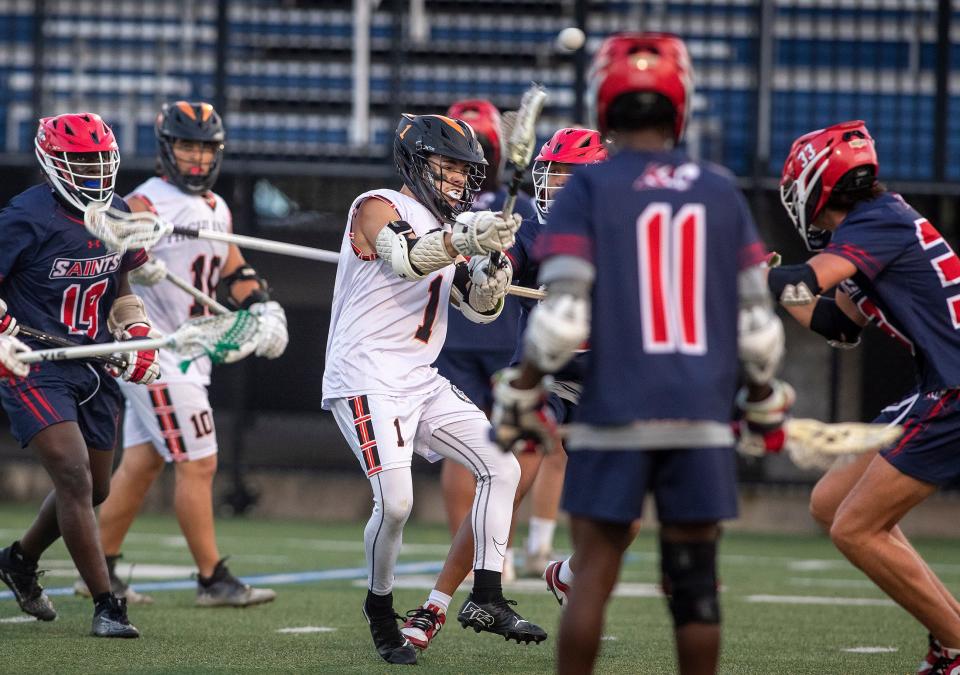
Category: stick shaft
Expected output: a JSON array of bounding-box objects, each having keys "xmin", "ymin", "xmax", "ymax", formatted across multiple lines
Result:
[
  {"xmin": 506, "ymin": 284, "xmax": 545, "ymax": 300},
  {"xmin": 163, "ymin": 269, "xmax": 230, "ymax": 315},
  {"xmin": 18, "ymin": 326, "xmax": 128, "ymax": 368},
  {"xmin": 20, "ymin": 336, "xmax": 170, "ymax": 364},
  {"xmin": 174, "ymin": 228, "xmax": 341, "ymax": 263}
]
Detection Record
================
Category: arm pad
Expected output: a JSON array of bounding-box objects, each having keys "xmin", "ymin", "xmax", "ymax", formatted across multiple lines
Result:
[
  {"xmin": 768, "ymin": 264, "xmax": 822, "ymax": 305},
  {"xmin": 222, "ymin": 264, "xmax": 271, "ymax": 309},
  {"xmin": 810, "ymin": 297, "xmax": 863, "ymax": 348},
  {"xmin": 107, "ymin": 294, "xmax": 152, "ymax": 337},
  {"xmin": 375, "ymin": 221, "xmax": 454, "ymax": 280}
]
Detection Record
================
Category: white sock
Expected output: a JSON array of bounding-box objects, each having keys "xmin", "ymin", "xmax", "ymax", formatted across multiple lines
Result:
[
  {"xmin": 558, "ymin": 558, "xmax": 574, "ymax": 585},
  {"xmin": 527, "ymin": 517, "xmax": 557, "ymax": 555},
  {"xmin": 426, "ymin": 589, "xmax": 452, "ymax": 614}
]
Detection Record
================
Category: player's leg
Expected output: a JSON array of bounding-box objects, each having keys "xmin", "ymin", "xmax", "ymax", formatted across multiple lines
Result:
[
  {"xmin": 99, "ymin": 444, "xmax": 165, "ymax": 556},
  {"xmin": 557, "ymin": 516, "xmax": 634, "ymax": 675},
  {"xmin": 831, "ymin": 454, "xmax": 960, "ymax": 648},
  {"xmin": 330, "ymin": 395, "xmax": 418, "ymax": 665},
  {"xmin": 441, "ymin": 460, "xmax": 475, "ymax": 537},
  {"xmin": 524, "ymin": 443, "xmax": 566, "ymax": 576}
]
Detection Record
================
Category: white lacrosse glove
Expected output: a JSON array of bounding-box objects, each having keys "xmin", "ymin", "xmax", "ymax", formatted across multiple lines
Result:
[
  {"xmin": 738, "ymin": 305, "xmax": 785, "ymax": 385},
  {"xmin": 0, "ymin": 298, "xmax": 19, "ymax": 337},
  {"xmin": 129, "ymin": 257, "xmax": 168, "ymax": 287},
  {"xmin": 734, "ymin": 379, "xmax": 795, "ymax": 457},
  {"xmin": 249, "ymin": 301, "xmax": 288, "ymax": 359},
  {"xmin": 450, "ymin": 211, "xmax": 522, "ymax": 256},
  {"xmin": 524, "ymin": 294, "xmax": 589, "ymax": 373},
  {"xmin": 0, "ymin": 335, "xmax": 31, "ymax": 378},
  {"xmin": 491, "ymin": 367, "xmax": 561, "ymax": 455},
  {"xmin": 106, "ymin": 323, "xmax": 162, "ymax": 385},
  {"xmin": 466, "ymin": 255, "xmax": 512, "ymax": 313}
]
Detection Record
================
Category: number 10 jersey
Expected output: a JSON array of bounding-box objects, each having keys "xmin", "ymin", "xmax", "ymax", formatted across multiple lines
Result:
[
  {"xmin": 127, "ymin": 177, "xmax": 231, "ymax": 385},
  {"xmin": 322, "ymin": 189, "xmax": 456, "ymax": 408}
]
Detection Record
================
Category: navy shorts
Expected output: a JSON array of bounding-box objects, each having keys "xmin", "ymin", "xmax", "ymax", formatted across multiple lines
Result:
[
  {"xmin": 433, "ymin": 349, "xmax": 514, "ymax": 412},
  {"xmin": 562, "ymin": 446, "xmax": 739, "ymax": 525},
  {"xmin": 547, "ymin": 392, "xmax": 576, "ymax": 425},
  {"xmin": 878, "ymin": 389, "xmax": 960, "ymax": 487},
  {"xmin": 0, "ymin": 360, "xmax": 122, "ymax": 450}
]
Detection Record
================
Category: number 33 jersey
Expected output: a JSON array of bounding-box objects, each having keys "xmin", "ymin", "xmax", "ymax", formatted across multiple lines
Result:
[
  {"xmin": 322, "ymin": 189, "xmax": 456, "ymax": 408},
  {"xmin": 126, "ymin": 177, "xmax": 231, "ymax": 385},
  {"xmin": 0, "ymin": 185, "xmax": 147, "ymax": 347}
]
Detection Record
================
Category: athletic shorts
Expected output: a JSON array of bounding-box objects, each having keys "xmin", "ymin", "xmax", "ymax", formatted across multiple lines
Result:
[
  {"xmin": 433, "ymin": 349, "xmax": 514, "ymax": 412},
  {"xmin": 0, "ymin": 360, "xmax": 122, "ymax": 450},
  {"xmin": 562, "ymin": 446, "xmax": 739, "ymax": 525},
  {"xmin": 329, "ymin": 379, "xmax": 487, "ymax": 477},
  {"xmin": 121, "ymin": 380, "xmax": 217, "ymax": 462},
  {"xmin": 878, "ymin": 389, "xmax": 960, "ymax": 486}
]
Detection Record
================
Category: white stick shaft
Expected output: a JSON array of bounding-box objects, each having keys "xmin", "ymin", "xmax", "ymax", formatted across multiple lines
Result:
[
  {"xmin": 187, "ymin": 229, "xmax": 341, "ymax": 263},
  {"xmin": 21, "ymin": 337, "xmax": 170, "ymax": 364},
  {"xmin": 164, "ymin": 269, "xmax": 230, "ymax": 315},
  {"xmin": 507, "ymin": 285, "xmax": 545, "ymax": 300}
]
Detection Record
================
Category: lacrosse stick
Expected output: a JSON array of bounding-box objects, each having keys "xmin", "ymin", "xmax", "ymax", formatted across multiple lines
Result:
[
  {"xmin": 18, "ymin": 325, "xmax": 128, "ymax": 369},
  {"xmin": 135, "ymin": 258, "xmax": 230, "ymax": 315},
  {"xmin": 778, "ymin": 418, "xmax": 904, "ymax": 471},
  {"xmin": 84, "ymin": 203, "xmax": 340, "ymax": 263},
  {"xmin": 20, "ymin": 311, "xmax": 260, "ymax": 374},
  {"xmin": 507, "ymin": 285, "xmax": 545, "ymax": 301},
  {"xmin": 490, "ymin": 84, "xmax": 548, "ymax": 274}
]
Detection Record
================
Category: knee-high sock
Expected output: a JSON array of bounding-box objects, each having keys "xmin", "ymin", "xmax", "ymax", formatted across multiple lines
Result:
[
  {"xmin": 365, "ymin": 467, "xmax": 413, "ymax": 595},
  {"xmin": 431, "ymin": 419, "xmax": 521, "ymax": 572}
]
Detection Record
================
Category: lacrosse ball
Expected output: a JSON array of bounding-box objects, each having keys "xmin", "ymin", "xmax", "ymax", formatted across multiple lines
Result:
[{"xmin": 557, "ymin": 27, "xmax": 586, "ymax": 52}]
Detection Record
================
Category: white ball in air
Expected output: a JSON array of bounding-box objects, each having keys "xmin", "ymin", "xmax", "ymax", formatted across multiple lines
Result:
[{"xmin": 556, "ymin": 27, "xmax": 586, "ymax": 52}]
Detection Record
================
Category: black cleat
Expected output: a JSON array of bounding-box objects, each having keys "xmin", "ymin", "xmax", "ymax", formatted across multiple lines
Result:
[
  {"xmin": 456, "ymin": 593, "xmax": 547, "ymax": 644},
  {"xmin": 92, "ymin": 596, "xmax": 140, "ymax": 638},
  {"xmin": 0, "ymin": 544, "xmax": 56, "ymax": 621},
  {"xmin": 362, "ymin": 604, "xmax": 418, "ymax": 665}
]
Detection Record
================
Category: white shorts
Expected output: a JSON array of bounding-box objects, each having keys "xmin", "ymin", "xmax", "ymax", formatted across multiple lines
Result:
[
  {"xmin": 330, "ymin": 379, "xmax": 486, "ymax": 477},
  {"xmin": 121, "ymin": 381, "xmax": 218, "ymax": 463}
]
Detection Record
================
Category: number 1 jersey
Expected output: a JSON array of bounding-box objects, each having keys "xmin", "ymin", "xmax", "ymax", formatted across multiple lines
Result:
[
  {"xmin": 0, "ymin": 185, "xmax": 146, "ymax": 347},
  {"xmin": 322, "ymin": 189, "xmax": 456, "ymax": 408},
  {"xmin": 127, "ymin": 177, "xmax": 231, "ymax": 385}
]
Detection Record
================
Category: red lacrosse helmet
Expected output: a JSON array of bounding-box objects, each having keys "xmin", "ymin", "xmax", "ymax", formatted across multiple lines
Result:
[
  {"xmin": 780, "ymin": 120, "xmax": 878, "ymax": 251},
  {"xmin": 447, "ymin": 99, "xmax": 502, "ymax": 169},
  {"xmin": 532, "ymin": 128, "xmax": 607, "ymax": 222},
  {"xmin": 588, "ymin": 32, "xmax": 693, "ymax": 142},
  {"xmin": 35, "ymin": 112, "xmax": 120, "ymax": 212}
]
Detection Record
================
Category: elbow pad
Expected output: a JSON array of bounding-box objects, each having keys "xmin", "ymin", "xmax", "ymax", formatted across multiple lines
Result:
[
  {"xmin": 810, "ymin": 297, "xmax": 863, "ymax": 349},
  {"xmin": 222, "ymin": 264, "xmax": 271, "ymax": 309},
  {"xmin": 375, "ymin": 221, "xmax": 454, "ymax": 280},
  {"xmin": 524, "ymin": 294, "xmax": 589, "ymax": 373},
  {"xmin": 767, "ymin": 264, "xmax": 822, "ymax": 305}
]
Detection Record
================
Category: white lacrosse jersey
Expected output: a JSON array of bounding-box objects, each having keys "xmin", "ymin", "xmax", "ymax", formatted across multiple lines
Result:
[
  {"xmin": 126, "ymin": 177, "xmax": 231, "ymax": 385},
  {"xmin": 322, "ymin": 189, "xmax": 456, "ymax": 407}
]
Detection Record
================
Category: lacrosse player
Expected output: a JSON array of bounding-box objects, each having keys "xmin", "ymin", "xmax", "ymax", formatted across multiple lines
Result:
[
  {"xmin": 774, "ymin": 121, "xmax": 960, "ymax": 674},
  {"xmin": 321, "ymin": 112, "xmax": 544, "ymax": 665},
  {"xmin": 76, "ymin": 101, "xmax": 286, "ymax": 608},
  {"xmin": 434, "ymin": 99, "xmax": 536, "ymax": 582},
  {"xmin": 0, "ymin": 113, "xmax": 157, "ymax": 637},
  {"xmin": 400, "ymin": 126, "xmax": 608, "ymax": 652},
  {"xmin": 491, "ymin": 33, "xmax": 785, "ymax": 675}
]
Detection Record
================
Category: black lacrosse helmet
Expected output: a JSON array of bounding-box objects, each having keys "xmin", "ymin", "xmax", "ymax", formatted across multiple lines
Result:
[
  {"xmin": 156, "ymin": 101, "xmax": 225, "ymax": 195},
  {"xmin": 393, "ymin": 114, "xmax": 487, "ymax": 223}
]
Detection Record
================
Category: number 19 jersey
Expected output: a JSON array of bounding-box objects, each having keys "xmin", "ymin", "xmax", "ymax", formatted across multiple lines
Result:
[
  {"xmin": 127, "ymin": 177, "xmax": 231, "ymax": 385},
  {"xmin": 322, "ymin": 189, "xmax": 455, "ymax": 408}
]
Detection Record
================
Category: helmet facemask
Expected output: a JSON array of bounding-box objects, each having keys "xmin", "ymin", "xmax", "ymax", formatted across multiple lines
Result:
[
  {"xmin": 780, "ymin": 143, "xmax": 832, "ymax": 251},
  {"xmin": 35, "ymin": 142, "xmax": 119, "ymax": 212},
  {"xmin": 412, "ymin": 152, "xmax": 484, "ymax": 223},
  {"xmin": 159, "ymin": 135, "xmax": 224, "ymax": 195},
  {"xmin": 532, "ymin": 160, "xmax": 573, "ymax": 223}
]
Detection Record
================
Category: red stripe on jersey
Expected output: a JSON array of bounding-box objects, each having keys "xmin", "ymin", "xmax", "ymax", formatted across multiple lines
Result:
[
  {"xmin": 149, "ymin": 385, "xmax": 185, "ymax": 459},
  {"xmin": 886, "ymin": 391, "xmax": 959, "ymax": 458},
  {"xmin": 533, "ymin": 233, "xmax": 594, "ymax": 264},
  {"xmin": 16, "ymin": 387, "xmax": 47, "ymax": 424},
  {"xmin": 26, "ymin": 385, "xmax": 62, "ymax": 422},
  {"xmin": 738, "ymin": 241, "xmax": 768, "ymax": 270},
  {"xmin": 349, "ymin": 395, "xmax": 381, "ymax": 476},
  {"xmin": 129, "ymin": 193, "xmax": 159, "ymax": 215}
]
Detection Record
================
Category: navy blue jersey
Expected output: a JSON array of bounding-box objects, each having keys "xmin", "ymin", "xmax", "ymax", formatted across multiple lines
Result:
[
  {"xmin": 537, "ymin": 149, "xmax": 765, "ymax": 426},
  {"xmin": 827, "ymin": 193, "xmax": 960, "ymax": 391},
  {"xmin": 0, "ymin": 185, "xmax": 147, "ymax": 346},
  {"xmin": 441, "ymin": 187, "xmax": 535, "ymax": 352}
]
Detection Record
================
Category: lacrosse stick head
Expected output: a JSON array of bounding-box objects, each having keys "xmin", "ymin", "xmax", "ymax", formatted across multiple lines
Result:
[
  {"xmin": 84, "ymin": 204, "xmax": 169, "ymax": 254},
  {"xmin": 175, "ymin": 310, "xmax": 261, "ymax": 373},
  {"xmin": 505, "ymin": 85, "xmax": 548, "ymax": 170},
  {"xmin": 35, "ymin": 113, "xmax": 120, "ymax": 213}
]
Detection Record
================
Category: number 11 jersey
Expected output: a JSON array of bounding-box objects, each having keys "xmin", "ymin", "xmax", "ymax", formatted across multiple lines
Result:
[{"xmin": 322, "ymin": 189, "xmax": 456, "ymax": 408}]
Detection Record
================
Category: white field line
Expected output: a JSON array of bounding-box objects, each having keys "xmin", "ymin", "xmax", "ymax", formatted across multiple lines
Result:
[
  {"xmin": 842, "ymin": 647, "xmax": 898, "ymax": 653},
  {"xmin": 746, "ymin": 594, "xmax": 895, "ymax": 607},
  {"xmin": 0, "ymin": 615, "xmax": 35, "ymax": 623},
  {"xmin": 787, "ymin": 577, "xmax": 876, "ymax": 589},
  {"xmin": 370, "ymin": 575, "xmax": 665, "ymax": 598},
  {"xmin": 277, "ymin": 626, "xmax": 337, "ymax": 634}
]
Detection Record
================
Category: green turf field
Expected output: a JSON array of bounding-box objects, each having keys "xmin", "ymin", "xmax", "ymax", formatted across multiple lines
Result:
[{"xmin": 0, "ymin": 503, "xmax": 954, "ymax": 674}]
